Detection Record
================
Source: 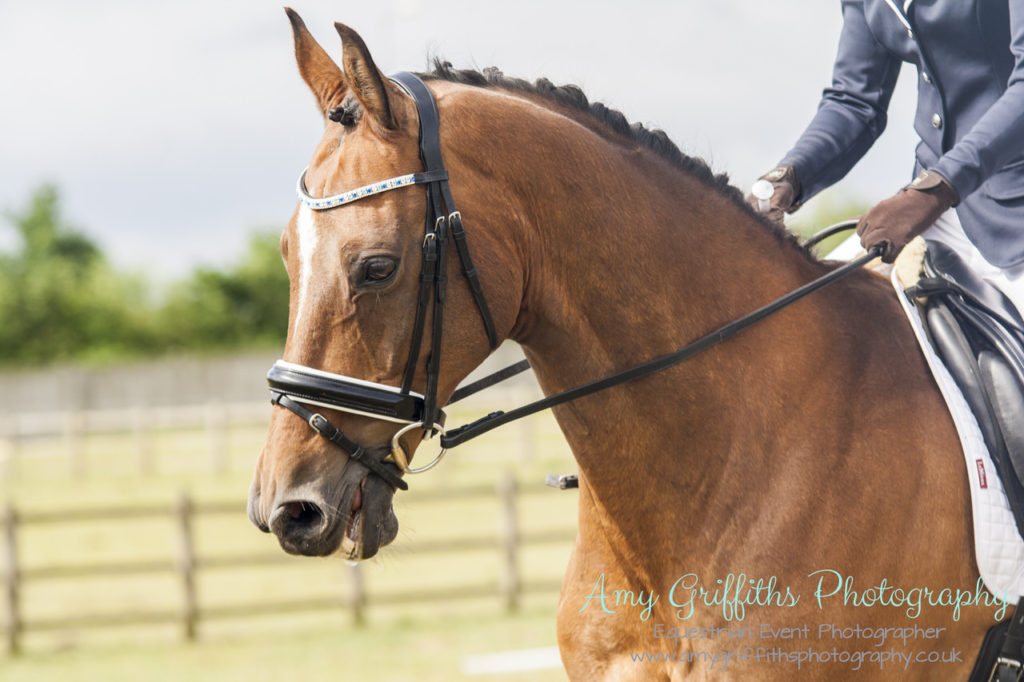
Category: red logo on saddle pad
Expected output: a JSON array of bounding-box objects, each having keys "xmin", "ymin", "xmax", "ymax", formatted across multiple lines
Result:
[{"xmin": 976, "ymin": 460, "xmax": 988, "ymax": 489}]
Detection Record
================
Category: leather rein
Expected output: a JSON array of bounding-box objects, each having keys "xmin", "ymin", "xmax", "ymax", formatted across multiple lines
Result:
[{"xmin": 268, "ymin": 71, "xmax": 882, "ymax": 491}]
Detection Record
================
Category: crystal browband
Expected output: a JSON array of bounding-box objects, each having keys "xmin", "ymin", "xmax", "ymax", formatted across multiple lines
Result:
[{"xmin": 296, "ymin": 168, "xmax": 449, "ymax": 211}]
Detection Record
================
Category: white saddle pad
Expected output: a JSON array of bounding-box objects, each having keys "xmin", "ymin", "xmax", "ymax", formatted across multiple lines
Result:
[{"xmin": 891, "ymin": 266, "xmax": 1024, "ymax": 601}]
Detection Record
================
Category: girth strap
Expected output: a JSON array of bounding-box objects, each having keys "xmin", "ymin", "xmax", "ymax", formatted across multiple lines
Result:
[{"xmin": 989, "ymin": 598, "xmax": 1024, "ymax": 681}]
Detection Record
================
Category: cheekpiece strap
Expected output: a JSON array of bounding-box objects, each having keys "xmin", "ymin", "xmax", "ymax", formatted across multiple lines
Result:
[{"xmin": 389, "ymin": 72, "xmax": 500, "ymax": 351}]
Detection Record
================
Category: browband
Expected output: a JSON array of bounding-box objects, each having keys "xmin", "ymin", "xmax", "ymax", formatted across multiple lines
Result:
[{"xmin": 296, "ymin": 168, "xmax": 449, "ymax": 210}]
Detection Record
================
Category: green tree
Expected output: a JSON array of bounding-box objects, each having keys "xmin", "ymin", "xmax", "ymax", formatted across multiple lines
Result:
[
  {"xmin": 0, "ymin": 185, "xmax": 155, "ymax": 364},
  {"xmin": 0, "ymin": 185, "xmax": 289, "ymax": 367},
  {"xmin": 8, "ymin": 185, "xmax": 100, "ymax": 270},
  {"xmin": 157, "ymin": 231, "xmax": 289, "ymax": 350}
]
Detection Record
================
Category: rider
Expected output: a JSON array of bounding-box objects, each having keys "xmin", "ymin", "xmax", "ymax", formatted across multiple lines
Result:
[{"xmin": 749, "ymin": 0, "xmax": 1024, "ymax": 311}]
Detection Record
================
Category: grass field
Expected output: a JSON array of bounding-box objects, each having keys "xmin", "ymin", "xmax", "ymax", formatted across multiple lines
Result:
[
  {"xmin": 0, "ymin": 607, "xmax": 569, "ymax": 682},
  {"xmin": 0, "ymin": 395, "xmax": 579, "ymax": 681}
]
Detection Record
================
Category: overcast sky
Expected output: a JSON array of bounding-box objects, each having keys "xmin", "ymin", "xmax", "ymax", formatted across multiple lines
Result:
[{"xmin": 0, "ymin": 1, "xmax": 918, "ymax": 278}]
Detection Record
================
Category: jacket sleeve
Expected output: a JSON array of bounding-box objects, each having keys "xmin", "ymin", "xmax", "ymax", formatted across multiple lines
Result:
[
  {"xmin": 932, "ymin": 0, "xmax": 1024, "ymax": 199},
  {"xmin": 780, "ymin": 0, "xmax": 902, "ymax": 204}
]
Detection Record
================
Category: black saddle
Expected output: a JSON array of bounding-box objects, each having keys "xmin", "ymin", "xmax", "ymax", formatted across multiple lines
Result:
[
  {"xmin": 910, "ymin": 243, "xmax": 1024, "ymax": 682},
  {"xmin": 911, "ymin": 241, "xmax": 1024, "ymax": 535}
]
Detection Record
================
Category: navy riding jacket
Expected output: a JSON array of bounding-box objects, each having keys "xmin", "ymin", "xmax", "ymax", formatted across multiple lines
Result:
[{"xmin": 780, "ymin": 0, "xmax": 1024, "ymax": 267}]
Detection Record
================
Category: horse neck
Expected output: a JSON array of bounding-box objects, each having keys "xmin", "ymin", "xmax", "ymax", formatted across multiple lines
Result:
[
  {"xmin": 446, "ymin": 85, "xmax": 892, "ymax": 574},
  {"xmin": 515, "ymin": 169, "xmax": 829, "ymax": 382},
  {"xmin": 511, "ymin": 159, "xmax": 827, "ymax": 440},
  {"xmin": 471, "ymin": 113, "xmax": 833, "ymax": 402}
]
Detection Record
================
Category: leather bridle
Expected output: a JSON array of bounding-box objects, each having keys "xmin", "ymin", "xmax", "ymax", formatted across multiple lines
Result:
[
  {"xmin": 268, "ymin": 71, "xmax": 500, "ymax": 492},
  {"xmin": 269, "ymin": 72, "xmax": 883, "ymax": 493}
]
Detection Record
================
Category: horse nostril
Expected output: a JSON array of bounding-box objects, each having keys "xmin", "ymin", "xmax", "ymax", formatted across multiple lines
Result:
[
  {"xmin": 269, "ymin": 500, "xmax": 331, "ymax": 555},
  {"xmin": 286, "ymin": 501, "xmax": 305, "ymax": 518}
]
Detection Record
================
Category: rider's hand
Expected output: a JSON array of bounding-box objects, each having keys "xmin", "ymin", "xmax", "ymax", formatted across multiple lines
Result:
[
  {"xmin": 856, "ymin": 170, "xmax": 959, "ymax": 263},
  {"xmin": 746, "ymin": 166, "xmax": 800, "ymax": 226}
]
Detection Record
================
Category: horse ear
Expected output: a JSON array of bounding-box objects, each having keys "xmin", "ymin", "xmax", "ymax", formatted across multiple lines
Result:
[
  {"xmin": 285, "ymin": 8, "xmax": 346, "ymax": 116},
  {"xmin": 334, "ymin": 23, "xmax": 398, "ymax": 131}
]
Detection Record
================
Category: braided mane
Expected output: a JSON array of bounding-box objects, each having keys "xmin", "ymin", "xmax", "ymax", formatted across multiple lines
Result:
[{"xmin": 420, "ymin": 62, "xmax": 814, "ymax": 258}]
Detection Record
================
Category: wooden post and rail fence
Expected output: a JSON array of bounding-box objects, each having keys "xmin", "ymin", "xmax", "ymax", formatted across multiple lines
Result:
[
  {"xmin": 0, "ymin": 475, "xmax": 575, "ymax": 655},
  {"xmin": 0, "ymin": 397, "xmax": 542, "ymax": 480},
  {"xmin": 0, "ymin": 402, "xmax": 273, "ymax": 480}
]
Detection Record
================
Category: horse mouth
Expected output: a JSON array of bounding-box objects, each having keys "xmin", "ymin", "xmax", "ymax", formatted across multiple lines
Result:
[
  {"xmin": 339, "ymin": 475, "xmax": 399, "ymax": 561},
  {"xmin": 260, "ymin": 465, "xmax": 400, "ymax": 559},
  {"xmin": 340, "ymin": 479, "xmax": 368, "ymax": 556}
]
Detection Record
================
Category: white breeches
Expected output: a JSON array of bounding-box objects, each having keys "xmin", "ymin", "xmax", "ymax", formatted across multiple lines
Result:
[{"xmin": 923, "ymin": 208, "xmax": 1024, "ymax": 318}]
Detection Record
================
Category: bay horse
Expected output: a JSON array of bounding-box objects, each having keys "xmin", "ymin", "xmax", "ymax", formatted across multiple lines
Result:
[{"xmin": 248, "ymin": 10, "xmax": 1008, "ymax": 679}]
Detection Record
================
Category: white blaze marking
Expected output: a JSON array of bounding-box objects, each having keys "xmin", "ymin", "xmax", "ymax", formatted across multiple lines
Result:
[{"xmin": 294, "ymin": 204, "xmax": 318, "ymax": 334}]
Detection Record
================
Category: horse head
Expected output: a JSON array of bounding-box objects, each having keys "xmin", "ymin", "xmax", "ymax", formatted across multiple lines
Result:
[{"xmin": 248, "ymin": 10, "xmax": 520, "ymax": 560}]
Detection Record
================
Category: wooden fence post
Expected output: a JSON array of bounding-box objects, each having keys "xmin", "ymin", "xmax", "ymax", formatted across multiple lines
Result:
[
  {"xmin": 205, "ymin": 404, "xmax": 228, "ymax": 473},
  {"xmin": 175, "ymin": 493, "xmax": 197, "ymax": 641},
  {"xmin": 498, "ymin": 472, "xmax": 520, "ymax": 613},
  {"xmin": 349, "ymin": 563, "xmax": 366, "ymax": 626},
  {"xmin": 2, "ymin": 504, "xmax": 20, "ymax": 655}
]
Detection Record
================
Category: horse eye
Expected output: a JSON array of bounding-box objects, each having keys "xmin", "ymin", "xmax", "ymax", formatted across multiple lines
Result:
[{"xmin": 361, "ymin": 256, "xmax": 398, "ymax": 284}]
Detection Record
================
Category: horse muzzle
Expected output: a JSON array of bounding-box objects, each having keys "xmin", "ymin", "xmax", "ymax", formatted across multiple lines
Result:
[{"xmin": 249, "ymin": 461, "xmax": 399, "ymax": 560}]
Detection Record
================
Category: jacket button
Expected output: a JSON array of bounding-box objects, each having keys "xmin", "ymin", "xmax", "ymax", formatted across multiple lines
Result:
[
  {"xmin": 922, "ymin": 72, "xmax": 932, "ymax": 84},
  {"xmin": 931, "ymin": 113, "xmax": 943, "ymax": 129}
]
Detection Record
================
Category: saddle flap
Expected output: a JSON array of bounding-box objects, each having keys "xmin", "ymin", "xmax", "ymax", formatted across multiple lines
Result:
[
  {"xmin": 926, "ymin": 303, "xmax": 1005, "ymax": 458},
  {"xmin": 979, "ymin": 351, "xmax": 1024, "ymax": 489},
  {"xmin": 922, "ymin": 294, "xmax": 1024, "ymax": 539}
]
